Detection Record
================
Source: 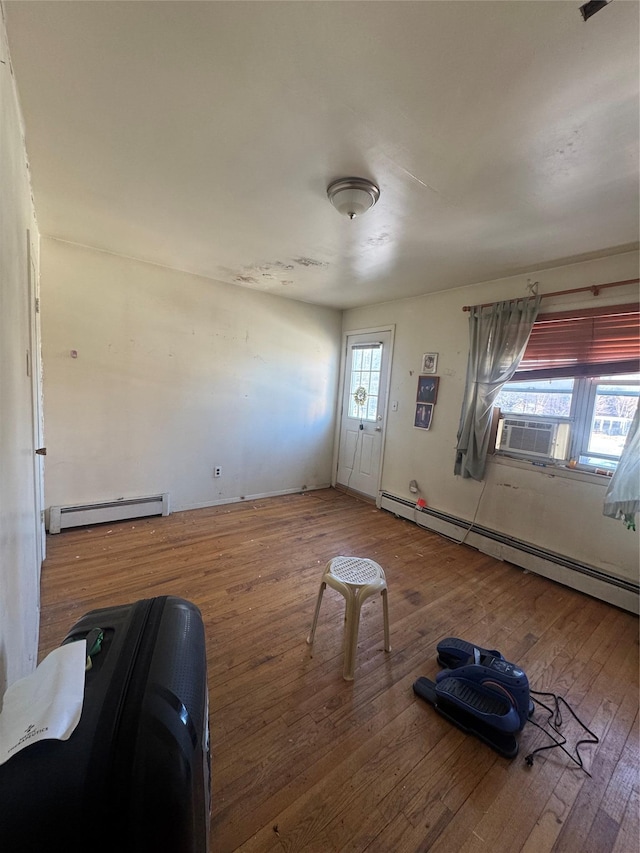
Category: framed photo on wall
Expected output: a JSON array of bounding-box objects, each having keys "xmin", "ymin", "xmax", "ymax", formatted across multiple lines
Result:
[
  {"xmin": 421, "ymin": 352, "xmax": 438, "ymax": 374},
  {"xmin": 416, "ymin": 375, "xmax": 439, "ymax": 404},
  {"xmin": 414, "ymin": 403, "xmax": 433, "ymax": 430}
]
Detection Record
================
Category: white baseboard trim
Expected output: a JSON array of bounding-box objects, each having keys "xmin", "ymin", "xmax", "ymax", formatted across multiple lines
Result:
[{"xmin": 179, "ymin": 483, "xmax": 332, "ymax": 512}]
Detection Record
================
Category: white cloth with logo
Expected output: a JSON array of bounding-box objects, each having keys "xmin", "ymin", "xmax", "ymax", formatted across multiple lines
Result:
[{"xmin": 0, "ymin": 640, "xmax": 86, "ymax": 766}]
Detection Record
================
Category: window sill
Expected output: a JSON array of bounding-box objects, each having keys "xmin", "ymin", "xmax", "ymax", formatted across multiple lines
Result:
[{"xmin": 489, "ymin": 453, "xmax": 614, "ymax": 486}]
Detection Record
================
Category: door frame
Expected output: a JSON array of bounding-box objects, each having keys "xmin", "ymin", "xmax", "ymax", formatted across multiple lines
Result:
[
  {"xmin": 27, "ymin": 231, "xmax": 46, "ymax": 567},
  {"xmin": 332, "ymin": 324, "xmax": 395, "ymax": 505}
]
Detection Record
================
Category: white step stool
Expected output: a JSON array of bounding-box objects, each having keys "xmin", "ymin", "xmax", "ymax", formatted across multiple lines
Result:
[{"xmin": 307, "ymin": 556, "xmax": 391, "ymax": 680}]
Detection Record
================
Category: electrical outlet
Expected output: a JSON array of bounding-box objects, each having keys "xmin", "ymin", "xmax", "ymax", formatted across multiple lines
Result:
[{"xmin": 214, "ymin": 466, "xmax": 222, "ymax": 478}]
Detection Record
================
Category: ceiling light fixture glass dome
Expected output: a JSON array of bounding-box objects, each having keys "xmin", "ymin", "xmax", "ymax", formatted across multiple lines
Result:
[{"xmin": 327, "ymin": 177, "xmax": 380, "ymax": 219}]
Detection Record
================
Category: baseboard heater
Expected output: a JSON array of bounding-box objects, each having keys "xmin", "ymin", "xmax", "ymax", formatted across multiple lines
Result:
[
  {"xmin": 379, "ymin": 492, "xmax": 639, "ymax": 615},
  {"xmin": 48, "ymin": 493, "xmax": 170, "ymax": 534}
]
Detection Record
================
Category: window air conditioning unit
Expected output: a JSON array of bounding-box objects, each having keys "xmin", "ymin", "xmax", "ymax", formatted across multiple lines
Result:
[{"xmin": 497, "ymin": 418, "xmax": 570, "ymax": 460}]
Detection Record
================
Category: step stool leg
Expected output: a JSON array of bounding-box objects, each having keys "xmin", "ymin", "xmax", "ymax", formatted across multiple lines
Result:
[
  {"xmin": 382, "ymin": 587, "xmax": 391, "ymax": 652},
  {"xmin": 307, "ymin": 581, "xmax": 326, "ymax": 645},
  {"xmin": 343, "ymin": 593, "xmax": 361, "ymax": 681}
]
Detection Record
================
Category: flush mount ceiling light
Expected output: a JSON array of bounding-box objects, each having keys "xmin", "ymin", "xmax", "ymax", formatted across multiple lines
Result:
[{"xmin": 327, "ymin": 177, "xmax": 380, "ymax": 219}]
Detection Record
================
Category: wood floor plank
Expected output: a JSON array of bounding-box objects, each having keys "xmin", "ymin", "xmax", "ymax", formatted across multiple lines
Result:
[
  {"xmin": 612, "ymin": 779, "xmax": 639, "ymax": 853},
  {"xmin": 38, "ymin": 488, "xmax": 639, "ymax": 852},
  {"xmin": 552, "ymin": 682, "xmax": 639, "ymax": 852},
  {"xmin": 599, "ymin": 713, "xmax": 639, "ymax": 824}
]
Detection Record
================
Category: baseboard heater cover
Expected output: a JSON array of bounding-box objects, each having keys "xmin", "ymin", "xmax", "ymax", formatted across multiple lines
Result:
[
  {"xmin": 48, "ymin": 494, "xmax": 170, "ymax": 533},
  {"xmin": 379, "ymin": 492, "xmax": 639, "ymax": 614}
]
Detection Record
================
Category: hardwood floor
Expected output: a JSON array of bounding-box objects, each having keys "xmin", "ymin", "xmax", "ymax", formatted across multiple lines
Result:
[{"xmin": 39, "ymin": 488, "xmax": 639, "ymax": 852}]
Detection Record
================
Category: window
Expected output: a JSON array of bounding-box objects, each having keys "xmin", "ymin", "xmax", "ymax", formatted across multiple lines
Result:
[
  {"xmin": 494, "ymin": 303, "xmax": 640, "ymax": 471},
  {"xmin": 576, "ymin": 375, "xmax": 640, "ymax": 470},
  {"xmin": 495, "ymin": 378, "xmax": 574, "ymax": 418},
  {"xmin": 495, "ymin": 373, "xmax": 639, "ymax": 470},
  {"xmin": 348, "ymin": 344, "xmax": 382, "ymax": 421}
]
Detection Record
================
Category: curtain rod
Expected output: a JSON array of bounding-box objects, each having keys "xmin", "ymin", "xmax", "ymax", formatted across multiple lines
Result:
[{"xmin": 461, "ymin": 278, "xmax": 639, "ymax": 312}]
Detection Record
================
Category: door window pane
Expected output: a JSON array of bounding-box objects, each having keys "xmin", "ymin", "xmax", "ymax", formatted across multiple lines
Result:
[{"xmin": 348, "ymin": 345, "xmax": 382, "ymax": 420}]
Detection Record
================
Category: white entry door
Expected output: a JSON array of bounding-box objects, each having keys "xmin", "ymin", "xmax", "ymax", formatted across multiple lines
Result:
[{"xmin": 336, "ymin": 330, "xmax": 393, "ymax": 500}]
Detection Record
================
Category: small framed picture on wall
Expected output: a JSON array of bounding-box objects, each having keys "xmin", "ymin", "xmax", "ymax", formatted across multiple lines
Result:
[
  {"xmin": 416, "ymin": 375, "xmax": 439, "ymax": 404},
  {"xmin": 414, "ymin": 403, "xmax": 433, "ymax": 430},
  {"xmin": 421, "ymin": 352, "xmax": 438, "ymax": 374}
]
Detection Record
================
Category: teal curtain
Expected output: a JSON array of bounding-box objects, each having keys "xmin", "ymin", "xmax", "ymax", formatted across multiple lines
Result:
[{"xmin": 455, "ymin": 296, "xmax": 540, "ymax": 481}]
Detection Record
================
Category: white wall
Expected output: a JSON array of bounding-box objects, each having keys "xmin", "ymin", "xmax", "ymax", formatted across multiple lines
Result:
[
  {"xmin": 0, "ymin": 14, "xmax": 41, "ymax": 692},
  {"xmin": 343, "ymin": 251, "xmax": 640, "ymax": 590},
  {"xmin": 41, "ymin": 239, "xmax": 342, "ymax": 513}
]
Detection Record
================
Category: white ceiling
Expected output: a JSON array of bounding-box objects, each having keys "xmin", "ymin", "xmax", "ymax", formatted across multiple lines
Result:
[{"xmin": 4, "ymin": 1, "xmax": 639, "ymax": 310}]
